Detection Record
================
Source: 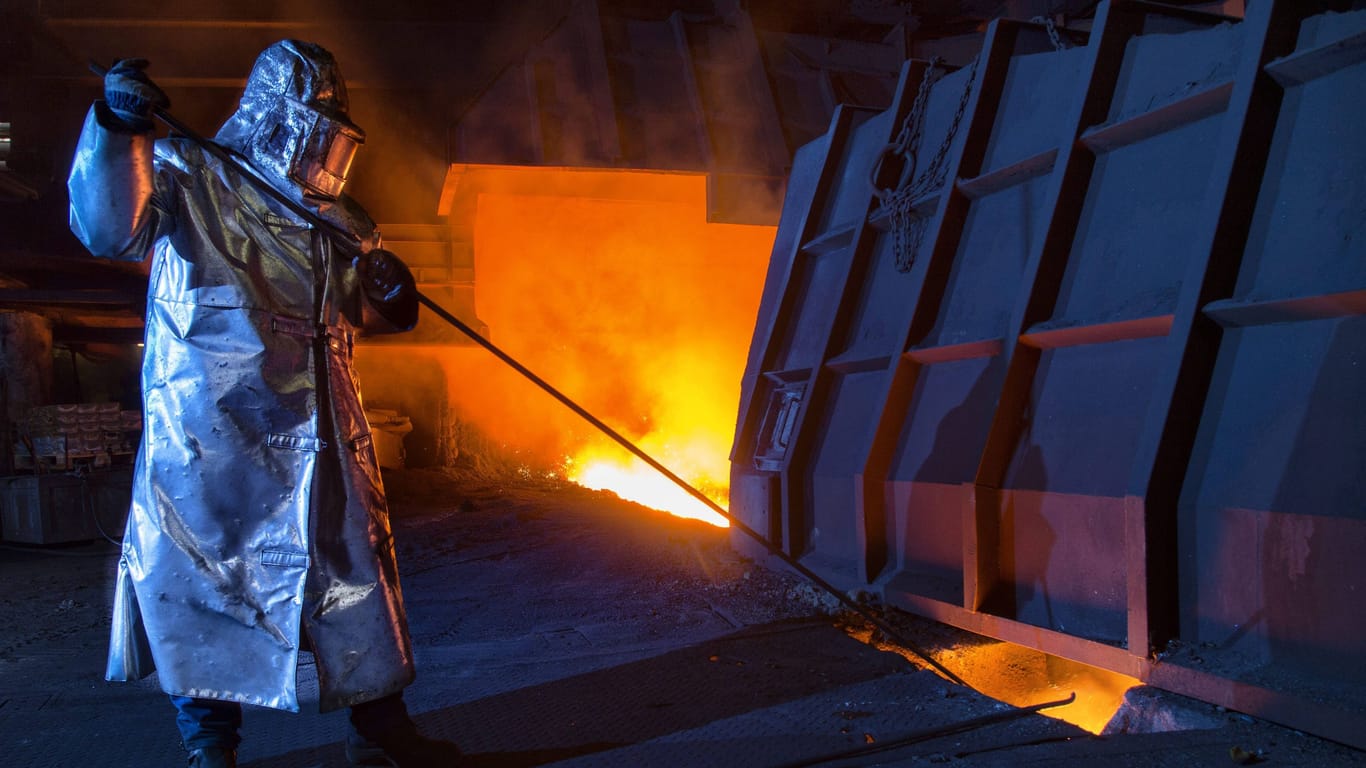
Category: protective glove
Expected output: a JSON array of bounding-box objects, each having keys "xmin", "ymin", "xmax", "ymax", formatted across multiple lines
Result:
[
  {"xmin": 104, "ymin": 58, "xmax": 170, "ymax": 131},
  {"xmin": 356, "ymin": 248, "xmax": 419, "ymax": 332},
  {"xmin": 357, "ymin": 248, "xmax": 414, "ymax": 304}
]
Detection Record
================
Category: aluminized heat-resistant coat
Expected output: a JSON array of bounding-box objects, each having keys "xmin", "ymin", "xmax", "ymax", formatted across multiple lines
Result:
[{"xmin": 68, "ymin": 65, "xmax": 415, "ymax": 711}]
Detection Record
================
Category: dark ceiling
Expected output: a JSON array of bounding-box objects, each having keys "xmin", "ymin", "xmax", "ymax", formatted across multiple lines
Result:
[{"xmin": 0, "ymin": 0, "xmax": 1108, "ymax": 341}]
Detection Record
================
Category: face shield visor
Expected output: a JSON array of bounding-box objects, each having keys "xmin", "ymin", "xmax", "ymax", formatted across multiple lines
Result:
[
  {"xmin": 292, "ymin": 106, "xmax": 363, "ymax": 199},
  {"xmin": 253, "ymin": 96, "xmax": 365, "ymax": 200}
]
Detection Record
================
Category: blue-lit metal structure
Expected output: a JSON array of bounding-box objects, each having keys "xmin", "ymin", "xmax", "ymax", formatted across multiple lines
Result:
[{"xmin": 732, "ymin": 0, "xmax": 1366, "ymax": 747}]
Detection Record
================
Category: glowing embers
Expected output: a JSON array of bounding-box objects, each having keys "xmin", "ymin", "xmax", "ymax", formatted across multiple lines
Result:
[
  {"xmin": 567, "ymin": 438, "xmax": 730, "ymax": 528},
  {"xmin": 457, "ymin": 168, "xmax": 774, "ymax": 526},
  {"xmin": 851, "ymin": 627, "xmax": 1137, "ymax": 734},
  {"xmin": 939, "ymin": 641, "xmax": 1137, "ymax": 735}
]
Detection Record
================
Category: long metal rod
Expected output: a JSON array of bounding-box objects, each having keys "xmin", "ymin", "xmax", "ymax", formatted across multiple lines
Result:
[
  {"xmin": 88, "ymin": 62, "xmax": 364, "ymax": 255},
  {"xmin": 770, "ymin": 692, "xmax": 1077, "ymax": 768},
  {"xmin": 106, "ymin": 69, "xmax": 968, "ymax": 686},
  {"xmin": 418, "ymin": 296, "xmax": 968, "ymax": 685}
]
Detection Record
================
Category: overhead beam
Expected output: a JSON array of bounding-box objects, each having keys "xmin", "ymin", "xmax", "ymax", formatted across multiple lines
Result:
[{"xmin": 52, "ymin": 324, "xmax": 145, "ymax": 345}]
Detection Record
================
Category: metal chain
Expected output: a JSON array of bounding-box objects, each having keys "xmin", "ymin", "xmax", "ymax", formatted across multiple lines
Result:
[
  {"xmin": 878, "ymin": 59, "xmax": 940, "ymax": 272},
  {"xmin": 909, "ymin": 53, "xmax": 978, "ymax": 200},
  {"xmin": 888, "ymin": 189, "xmax": 922, "ymax": 273},
  {"xmin": 889, "ymin": 56, "xmax": 941, "ymax": 161},
  {"xmin": 1031, "ymin": 15, "xmax": 1069, "ymax": 52},
  {"xmin": 885, "ymin": 54, "xmax": 979, "ymax": 273}
]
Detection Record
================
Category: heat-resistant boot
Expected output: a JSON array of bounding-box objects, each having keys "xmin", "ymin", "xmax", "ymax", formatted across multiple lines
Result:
[
  {"xmin": 186, "ymin": 747, "xmax": 237, "ymax": 768},
  {"xmin": 344, "ymin": 726, "xmax": 463, "ymax": 767},
  {"xmin": 347, "ymin": 692, "xmax": 463, "ymax": 766}
]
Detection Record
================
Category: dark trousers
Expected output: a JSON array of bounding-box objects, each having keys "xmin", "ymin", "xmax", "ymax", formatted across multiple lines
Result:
[
  {"xmin": 170, "ymin": 695, "xmax": 242, "ymax": 752},
  {"xmin": 171, "ymin": 692, "xmax": 411, "ymax": 751}
]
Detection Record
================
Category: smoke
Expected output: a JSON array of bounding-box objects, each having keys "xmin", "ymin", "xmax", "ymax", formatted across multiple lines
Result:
[
  {"xmin": 205, "ymin": 4, "xmax": 783, "ymax": 487},
  {"xmin": 441, "ymin": 169, "xmax": 774, "ymax": 480},
  {"xmin": 260, "ymin": 1, "xmax": 583, "ymax": 223}
]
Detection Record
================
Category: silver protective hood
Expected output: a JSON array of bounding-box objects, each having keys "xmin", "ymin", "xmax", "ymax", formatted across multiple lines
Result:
[
  {"xmin": 67, "ymin": 40, "xmax": 419, "ymax": 711},
  {"xmin": 216, "ymin": 40, "xmax": 364, "ymax": 200}
]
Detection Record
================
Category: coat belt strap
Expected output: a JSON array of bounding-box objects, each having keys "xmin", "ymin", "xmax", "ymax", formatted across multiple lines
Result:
[
  {"xmin": 270, "ymin": 315, "xmax": 355, "ymax": 356},
  {"xmin": 270, "ymin": 315, "xmax": 316, "ymax": 337}
]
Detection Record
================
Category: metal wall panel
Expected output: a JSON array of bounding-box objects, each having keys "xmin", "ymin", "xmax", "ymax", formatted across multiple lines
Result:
[
  {"xmin": 731, "ymin": 104, "xmax": 884, "ymax": 555},
  {"xmin": 729, "ymin": 107, "xmax": 849, "ymax": 549},
  {"xmin": 1177, "ymin": 7, "xmax": 1366, "ymax": 690},
  {"xmin": 890, "ymin": 43, "xmax": 1084, "ymax": 615},
  {"xmin": 731, "ymin": 0, "xmax": 1366, "ymax": 747}
]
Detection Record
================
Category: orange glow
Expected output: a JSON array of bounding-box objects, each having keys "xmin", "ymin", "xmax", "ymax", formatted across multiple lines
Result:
[
  {"xmin": 567, "ymin": 438, "xmax": 731, "ymax": 527},
  {"xmin": 961, "ymin": 650, "xmax": 1136, "ymax": 735},
  {"xmin": 852, "ymin": 629, "xmax": 1137, "ymax": 734},
  {"xmin": 443, "ymin": 168, "xmax": 774, "ymax": 525}
]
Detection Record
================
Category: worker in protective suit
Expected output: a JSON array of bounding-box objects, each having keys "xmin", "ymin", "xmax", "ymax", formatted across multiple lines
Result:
[{"xmin": 67, "ymin": 40, "xmax": 462, "ymax": 768}]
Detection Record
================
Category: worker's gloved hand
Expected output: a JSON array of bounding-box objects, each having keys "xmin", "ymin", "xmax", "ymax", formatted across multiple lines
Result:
[
  {"xmin": 104, "ymin": 58, "xmax": 169, "ymax": 131},
  {"xmin": 357, "ymin": 248, "xmax": 414, "ymax": 304}
]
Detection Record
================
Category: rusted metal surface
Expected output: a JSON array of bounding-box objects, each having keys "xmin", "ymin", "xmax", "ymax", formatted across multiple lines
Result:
[{"xmin": 732, "ymin": 0, "xmax": 1366, "ymax": 747}]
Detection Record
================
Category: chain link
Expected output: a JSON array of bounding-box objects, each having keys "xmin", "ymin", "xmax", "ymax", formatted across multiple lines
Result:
[
  {"xmin": 881, "ymin": 55, "xmax": 979, "ymax": 273},
  {"xmin": 1031, "ymin": 15, "xmax": 1069, "ymax": 52},
  {"xmin": 889, "ymin": 56, "xmax": 941, "ymax": 160},
  {"xmin": 889, "ymin": 193, "xmax": 926, "ymax": 273},
  {"xmin": 909, "ymin": 54, "xmax": 978, "ymax": 201}
]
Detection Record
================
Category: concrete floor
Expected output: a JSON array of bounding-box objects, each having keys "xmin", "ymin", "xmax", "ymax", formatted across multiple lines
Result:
[{"xmin": 2, "ymin": 467, "xmax": 1364, "ymax": 767}]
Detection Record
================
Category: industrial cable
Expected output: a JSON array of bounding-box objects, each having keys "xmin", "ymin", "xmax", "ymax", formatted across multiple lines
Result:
[
  {"xmin": 73, "ymin": 468, "xmax": 124, "ymax": 547},
  {"xmin": 79, "ymin": 61, "xmax": 974, "ymax": 689}
]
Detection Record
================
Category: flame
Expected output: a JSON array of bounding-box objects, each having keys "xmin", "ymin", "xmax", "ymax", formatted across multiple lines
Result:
[
  {"xmin": 445, "ymin": 168, "xmax": 774, "ymax": 525},
  {"xmin": 567, "ymin": 435, "xmax": 731, "ymax": 527}
]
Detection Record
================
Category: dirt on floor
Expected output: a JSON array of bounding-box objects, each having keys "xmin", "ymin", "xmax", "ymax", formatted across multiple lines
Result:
[{"xmin": 2, "ymin": 466, "xmax": 1366, "ymax": 767}]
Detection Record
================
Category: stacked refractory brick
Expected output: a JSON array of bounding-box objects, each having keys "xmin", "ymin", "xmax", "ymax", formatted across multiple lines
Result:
[{"xmin": 16, "ymin": 403, "xmax": 142, "ymax": 470}]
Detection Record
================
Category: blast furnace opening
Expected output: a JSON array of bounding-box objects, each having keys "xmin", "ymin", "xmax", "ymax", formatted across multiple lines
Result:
[{"xmin": 436, "ymin": 168, "xmax": 775, "ymax": 525}]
